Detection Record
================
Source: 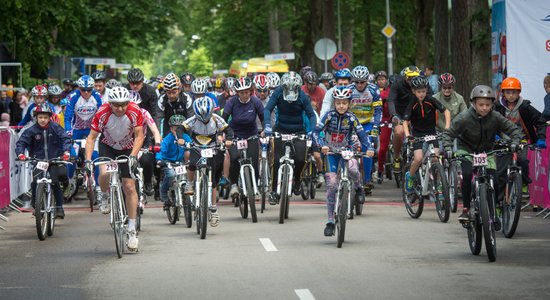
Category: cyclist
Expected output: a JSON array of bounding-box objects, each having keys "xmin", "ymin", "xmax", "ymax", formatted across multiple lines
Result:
[
  {"xmin": 156, "ymin": 114, "xmax": 191, "ymax": 210},
  {"xmin": 177, "ymin": 97, "xmax": 233, "ymax": 227},
  {"xmin": 266, "ymin": 72, "xmax": 280, "ymax": 96},
  {"xmin": 16, "ymin": 104, "xmax": 71, "ymax": 218},
  {"xmin": 180, "ymin": 72, "xmax": 195, "ymax": 94},
  {"xmin": 349, "ymin": 65, "xmax": 382, "ymax": 194},
  {"xmin": 190, "ymin": 78, "xmax": 220, "ymax": 110},
  {"xmin": 47, "ymin": 84, "xmax": 64, "ymax": 115},
  {"xmin": 442, "ymin": 85, "xmax": 523, "ymax": 223},
  {"xmin": 106, "ymin": 79, "xmax": 121, "ymax": 89},
  {"xmin": 63, "ymin": 75, "xmax": 103, "ymax": 139},
  {"xmin": 313, "ymin": 86, "xmax": 373, "ymax": 236},
  {"xmin": 387, "ymin": 65, "xmax": 432, "ymax": 174},
  {"xmin": 253, "ymin": 74, "xmax": 271, "ymax": 130},
  {"xmin": 60, "ymin": 79, "xmax": 73, "ymax": 99},
  {"xmin": 432, "ymin": 73, "xmax": 467, "ymax": 132},
  {"xmin": 319, "ymin": 72, "xmax": 334, "ymax": 91},
  {"xmin": 91, "ymin": 70, "xmax": 110, "ymax": 100},
  {"xmin": 19, "ymin": 85, "xmax": 60, "ymax": 127},
  {"xmin": 85, "ymin": 86, "xmax": 145, "ymax": 251},
  {"xmin": 301, "ymin": 71, "xmax": 325, "ymax": 114},
  {"xmin": 375, "ymin": 70, "xmax": 392, "ymax": 183},
  {"xmin": 494, "ymin": 77, "xmax": 547, "ymax": 202},
  {"xmin": 319, "ymin": 68, "xmax": 353, "ymax": 119},
  {"xmin": 157, "ymin": 72, "xmax": 194, "ymax": 136},
  {"xmin": 126, "ymin": 68, "xmax": 158, "ymax": 123},
  {"xmin": 222, "ymin": 77, "xmax": 264, "ymax": 198},
  {"xmin": 264, "ymin": 71, "xmax": 317, "ymax": 204},
  {"xmin": 403, "ymin": 76, "xmax": 450, "ymax": 193}
]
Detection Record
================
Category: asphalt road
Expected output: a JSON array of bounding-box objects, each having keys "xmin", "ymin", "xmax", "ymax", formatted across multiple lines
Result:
[{"xmin": 1, "ymin": 180, "xmax": 549, "ymax": 300}]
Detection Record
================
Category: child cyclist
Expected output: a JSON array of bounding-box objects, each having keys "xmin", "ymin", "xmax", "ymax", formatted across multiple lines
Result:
[
  {"xmin": 494, "ymin": 77, "xmax": 547, "ymax": 202},
  {"xmin": 313, "ymin": 86, "xmax": 374, "ymax": 237},
  {"xmin": 403, "ymin": 76, "xmax": 451, "ymax": 193},
  {"xmin": 15, "ymin": 104, "xmax": 72, "ymax": 218},
  {"xmin": 156, "ymin": 114, "xmax": 191, "ymax": 211},
  {"xmin": 442, "ymin": 85, "xmax": 523, "ymax": 223}
]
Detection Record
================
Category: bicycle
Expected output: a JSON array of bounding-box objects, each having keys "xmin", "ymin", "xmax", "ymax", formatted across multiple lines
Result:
[
  {"xmin": 20, "ymin": 157, "xmax": 72, "ymax": 241},
  {"xmin": 258, "ymin": 137, "xmax": 271, "ymax": 213},
  {"xmin": 300, "ymin": 139, "xmax": 317, "ymax": 201},
  {"xmin": 443, "ymin": 152, "xmax": 461, "ymax": 213},
  {"xmin": 273, "ymin": 132, "xmax": 307, "ymax": 224},
  {"xmin": 454, "ymin": 148, "xmax": 507, "ymax": 262},
  {"xmin": 233, "ymin": 136, "xmax": 259, "ymax": 223},
  {"xmin": 93, "ymin": 156, "xmax": 134, "ymax": 258},
  {"xmin": 73, "ymin": 138, "xmax": 97, "ymax": 212},
  {"xmin": 379, "ymin": 122, "xmax": 394, "ymax": 184},
  {"xmin": 163, "ymin": 161, "xmax": 193, "ymax": 228},
  {"xmin": 402, "ymin": 135, "xmax": 450, "ymax": 222},
  {"xmin": 134, "ymin": 148, "xmax": 151, "ymax": 232}
]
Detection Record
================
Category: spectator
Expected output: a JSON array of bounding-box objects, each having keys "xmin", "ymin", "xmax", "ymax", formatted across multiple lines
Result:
[
  {"xmin": 542, "ymin": 75, "xmax": 550, "ymax": 121},
  {"xmin": 0, "ymin": 90, "xmax": 12, "ymax": 114},
  {"xmin": 9, "ymin": 90, "xmax": 26, "ymax": 126},
  {"xmin": 424, "ymin": 66, "xmax": 439, "ymax": 93},
  {"xmin": 0, "ymin": 113, "xmax": 9, "ymax": 127}
]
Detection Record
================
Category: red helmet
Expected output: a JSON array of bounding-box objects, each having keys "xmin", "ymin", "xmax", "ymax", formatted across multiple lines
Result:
[
  {"xmin": 253, "ymin": 74, "xmax": 269, "ymax": 90},
  {"xmin": 438, "ymin": 73, "xmax": 455, "ymax": 86},
  {"xmin": 31, "ymin": 85, "xmax": 48, "ymax": 97},
  {"xmin": 33, "ymin": 103, "xmax": 53, "ymax": 116}
]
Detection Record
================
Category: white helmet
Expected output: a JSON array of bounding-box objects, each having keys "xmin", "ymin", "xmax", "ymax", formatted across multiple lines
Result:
[
  {"xmin": 193, "ymin": 96, "xmax": 215, "ymax": 123},
  {"xmin": 129, "ymin": 90, "xmax": 142, "ymax": 104},
  {"xmin": 351, "ymin": 65, "xmax": 370, "ymax": 81},
  {"xmin": 234, "ymin": 77, "xmax": 253, "ymax": 91},
  {"xmin": 266, "ymin": 72, "xmax": 280, "ymax": 88},
  {"xmin": 191, "ymin": 79, "xmax": 208, "ymax": 94},
  {"xmin": 109, "ymin": 86, "xmax": 130, "ymax": 103},
  {"xmin": 281, "ymin": 71, "xmax": 302, "ymax": 102}
]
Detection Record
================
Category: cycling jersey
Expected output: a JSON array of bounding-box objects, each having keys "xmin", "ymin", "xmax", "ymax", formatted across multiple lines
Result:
[
  {"xmin": 264, "ymin": 86, "xmax": 316, "ymax": 134},
  {"xmin": 222, "ymin": 95, "xmax": 264, "ymax": 139},
  {"xmin": 180, "ymin": 114, "xmax": 234, "ymax": 146},
  {"xmin": 125, "ymin": 83, "xmax": 158, "ymax": 120},
  {"xmin": 91, "ymin": 102, "xmax": 144, "ymax": 150},
  {"xmin": 387, "ymin": 77, "xmax": 433, "ymax": 118},
  {"xmin": 313, "ymin": 110, "xmax": 371, "ymax": 150},
  {"xmin": 64, "ymin": 90, "xmax": 102, "ymax": 132},
  {"xmin": 349, "ymin": 83, "xmax": 382, "ymax": 125},
  {"xmin": 301, "ymin": 85, "xmax": 325, "ymax": 114},
  {"xmin": 157, "ymin": 91, "xmax": 193, "ymax": 136},
  {"xmin": 403, "ymin": 96, "xmax": 446, "ymax": 136}
]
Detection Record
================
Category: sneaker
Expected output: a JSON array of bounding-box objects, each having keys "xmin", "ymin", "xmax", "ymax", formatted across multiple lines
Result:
[
  {"xmin": 458, "ymin": 208, "xmax": 470, "ymax": 223},
  {"xmin": 365, "ymin": 182, "xmax": 374, "ymax": 195},
  {"xmin": 316, "ymin": 173, "xmax": 324, "ymax": 187},
  {"xmin": 219, "ymin": 176, "xmax": 230, "ymax": 186},
  {"xmin": 269, "ymin": 192, "xmax": 279, "ymax": 205},
  {"xmin": 494, "ymin": 217, "xmax": 502, "ymax": 231},
  {"xmin": 99, "ymin": 194, "xmax": 110, "ymax": 215},
  {"xmin": 405, "ymin": 171, "xmax": 415, "ymax": 193},
  {"xmin": 230, "ymin": 184, "xmax": 239, "ymax": 197},
  {"xmin": 127, "ymin": 230, "xmax": 139, "ymax": 251},
  {"xmin": 522, "ymin": 184, "xmax": 529, "ymax": 198},
  {"xmin": 293, "ymin": 182, "xmax": 301, "ymax": 196},
  {"xmin": 55, "ymin": 207, "xmax": 65, "ymax": 219},
  {"xmin": 355, "ymin": 188, "xmax": 365, "ymax": 204},
  {"xmin": 393, "ymin": 158, "xmax": 401, "ymax": 172},
  {"xmin": 185, "ymin": 182, "xmax": 195, "ymax": 195},
  {"xmin": 144, "ymin": 183, "xmax": 154, "ymax": 196},
  {"xmin": 209, "ymin": 207, "xmax": 220, "ymax": 227},
  {"xmin": 162, "ymin": 199, "xmax": 173, "ymax": 211},
  {"xmin": 377, "ymin": 172, "xmax": 383, "ymax": 184},
  {"xmin": 324, "ymin": 222, "xmax": 335, "ymax": 236}
]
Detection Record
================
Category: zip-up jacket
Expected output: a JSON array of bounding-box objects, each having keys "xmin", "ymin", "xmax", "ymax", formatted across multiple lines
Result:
[
  {"xmin": 494, "ymin": 97, "xmax": 546, "ymax": 143},
  {"xmin": 16, "ymin": 122, "xmax": 71, "ymax": 159},
  {"xmin": 264, "ymin": 86, "xmax": 316, "ymax": 134},
  {"xmin": 387, "ymin": 76, "xmax": 433, "ymax": 118}
]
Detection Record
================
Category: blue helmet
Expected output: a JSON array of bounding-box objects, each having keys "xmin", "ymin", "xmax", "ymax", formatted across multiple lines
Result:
[
  {"xmin": 60, "ymin": 98, "xmax": 69, "ymax": 106},
  {"xmin": 334, "ymin": 68, "xmax": 352, "ymax": 80},
  {"xmin": 193, "ymin": 96, "xmax": 214, "ymax": 123},
  {"xmin": 77, "ymin": 75, "xmax": 95, "ymax": 89}
]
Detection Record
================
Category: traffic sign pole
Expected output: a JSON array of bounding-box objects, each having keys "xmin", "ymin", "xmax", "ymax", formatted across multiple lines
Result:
[{"xmin": 385, "ymin": 0, "xmax": 393, "ymax": 75}]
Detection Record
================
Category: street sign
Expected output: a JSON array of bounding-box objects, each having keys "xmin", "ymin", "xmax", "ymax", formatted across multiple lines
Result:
[
  {"xmin": 314, "ymin": 38, "xmax": 337, "ymax": 60},
  {"xmin": 112, "ymin": 63, "xmax": 132, "ymax": 69},
  {"xmin": 84, "ymin": 57, "xmax": 116, "ymax": 66},
  {"xmin": 265, "ymin": 52, "xmax": 295, "ymax": 60},
  {"xmin": 381, "ymin": 24, "xmax": 396, "ymax": 38},
  {"xmin": 213, "ymin": 69, "xmax": 229, "ymax": 75},
  {"xmin": 331, "ymin": 51, "xmax": 350, "ymax": 70}
]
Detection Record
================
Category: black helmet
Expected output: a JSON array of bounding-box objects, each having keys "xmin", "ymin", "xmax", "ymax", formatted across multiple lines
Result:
[
  {"xmin": 303, "ymin": 71, "xmax": 318, "ymax": 84},
  {"xmin": 127, "ymin": 68, "xmax": 145, "ymax": 83},
  {"xmin": 410, "ymin": 76, "xmax": 429, "ymax": 89},
  {"xmin": 91, "ymin": 70, "xmax": 107, "ymax": 81},
  {"xmin": 62, "ymin": 78, "xmax": 72, "ymax": 85},
  {"xmin": 179, "ymin": 72, "xmax": 195, "ymax": 85}
]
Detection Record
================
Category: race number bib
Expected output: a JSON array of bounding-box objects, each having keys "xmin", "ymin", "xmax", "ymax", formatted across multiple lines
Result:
[
  {"xmin": 36, "ymin": 161, "xmax": 49, "ymax": 171},
  {"xmin": 105, "ymin": 162, "xmax": 119, "ymax": 173},
  {"xmin": 281, "ymin": 134, "xmax": 293, "ymax": 141},
  {"xmin": 424, "ymin": 135, "xmax": 437, "ymax": 142},
  {"xmin": 175, "ymin": 165, "xmax": 186, "ymax": 175},
  {"xmin": 259, "ymin": 137, "xmax": 269, "ymax": 144},
  {"xmin": 473, "ymin": 153, "xmax": 488, "ymax": 167},
  {"xmin": 237, "ymin": 140, "xmax": 248, "ymax": 150},
  {"xmin": 341, "ymin": 150, "xmax": 354, "ymax": 160},
  {"xmin": 306, "ymin": 139, "xmax": 312, "ymax": 147},
  {"xmin": 201, "ymin": 148, "xmax": 214, "ymax": 158}
]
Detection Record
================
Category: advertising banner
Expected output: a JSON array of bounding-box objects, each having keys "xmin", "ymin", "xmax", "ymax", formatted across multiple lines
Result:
[
  {"xmin": 0, "ymin": 130, "xmax": 10, "ymax": 208},
  {"xmin": 528, "ymin": 127, "xmax": 550, "ymax": 208},
  {"xmin": 491, "ymin": 0, "xmax": 507, "ymax": 90}
]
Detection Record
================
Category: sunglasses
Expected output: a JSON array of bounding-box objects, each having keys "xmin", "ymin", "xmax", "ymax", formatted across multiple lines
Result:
[
  {"xmin": 257, "ymin": 89, "xmax": 269, "ymax": 93},
  {"xmin": 81, "ymin": 88, "xmax": 93, "ymax": 93},
  {"xmin": 111, "ymin": 102, "xmax": 129, "ymax": 108},
  {"xmin": 355, "ymin": 81, "xmax": 368, "ymax": 84}
]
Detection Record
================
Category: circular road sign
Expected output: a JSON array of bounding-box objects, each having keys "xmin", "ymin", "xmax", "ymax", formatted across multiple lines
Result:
[
  {"xmin": 314, "ymin": 38, "xmax": 337, "ymax": 60},
  {"xmin": 331, "ymin": 51, "xmax": 350, "ymax": 70}
]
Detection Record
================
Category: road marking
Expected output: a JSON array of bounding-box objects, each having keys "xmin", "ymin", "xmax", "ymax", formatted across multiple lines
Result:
[
  {"xmin": 295, "ymin": 289, "xmax": 315, "ymax": 300},
  {"xmin": 259, "ymin": 238, "xmax": 278, "ymax": 252}
]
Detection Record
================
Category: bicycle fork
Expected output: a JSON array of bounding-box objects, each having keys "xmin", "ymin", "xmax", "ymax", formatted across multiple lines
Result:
[
  {"xmin": 240, "ymin": 164, "xmax": 259, "ymax": 199},
  {"xmin": 276, "ymin": 145, "xmax": 294, "ymax": 198}
]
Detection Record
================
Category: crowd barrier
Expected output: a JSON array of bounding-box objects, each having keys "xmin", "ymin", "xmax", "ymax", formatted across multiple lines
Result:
[
  {"xmin": 0, "ymin": 126, "xmax": 32, "ymax": 210},
  {"xmin": 527, "ymin": 126, "xmax": 550, "ymax": 213}
]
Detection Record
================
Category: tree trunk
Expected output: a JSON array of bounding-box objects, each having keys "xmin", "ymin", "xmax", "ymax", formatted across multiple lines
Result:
[
  {"xmin": 303, "ymin": 0, "xmax": 322, "ymax": 70},
  {"xmin": 322, "ymin": 0, "xmax": 336, "ymax": 41},
  {"xmin": 278, "ymin": 13, "xmax": 293, "ymax": 53},
  {"xmin": 342, "ymin": 13, "xmax": 354, "ymax": 66},
  {"xmin": 363, "ymin": 0, "xmax": 372, "ymax": 67},
  {"xmin": 469, "ymin": 0, "xmax": 491, "ymax": 86},
  {"xmin": 434, "ymin": 0, "xmax": 449, "ymax": 73},
  {"xmin": 415, "ymin": 0, "xmax": 434, "ymax": 69},
  {"xmin": 268, "ymin": 10, "xmax": 280, "ymax": 53},
  {"xmin": 451, "ymin": 0, "xmax": 470, "ymax": 99}
]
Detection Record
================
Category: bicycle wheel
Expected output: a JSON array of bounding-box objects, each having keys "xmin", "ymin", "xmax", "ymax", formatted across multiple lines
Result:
[
  {"xmin": 448, "ymin": 162, "xmax": 459, "ymax": 213},
  {"xmin": 260, "ymin": 163, "xmax": 267, "ymax": 213},
  {"xmin": 200, "ymin": 173, "xmax": 208, "ymax": 239},
  {"xmin": 337, "ymin": 182, "xmax": 349, "ymax": 248},
  {"xmin": 244, "ymin": 169, "xmax": 257, "ymax": 223},
  {"xmin": 166, "ymin": 190, "xmax": 178, "ymax": 224},
  {"xmin": 112, "ymin": 189, "xmax": 124, "ymax": 258},
  {"xmin": 300, "ymin": 180, "xmax": 309, "ymax": 200},
  {"xmin": 35, "ymin": 183, "xmax": 48, "ymax": 241},
  {"xmin": 355, "ymin": 195, "xmax": 364, "ymax": 216},
  {"xmin": 402, "ymin": 165, "xmax": 423, "ymax": 218},
  {"xmin": 467, "ymin": 203, "xmax": 482, "ymax": 255},
  {"xmin": 310, "ymin": 180, "xmax": 316, "ymax": 199},
  {"xmin": 432, "ymin": 162, "xmax": 450, "ymax": 223},
  {"xmin": 239, "ymin": 193, "xmax": 248, "ymax": 219},
  {"xmin": 279, "ymin": 168, "xmax": 288, "ymax": 224},
  {"xmin": 502, "ymin": 171, "xmax": 522, "ymax": 238},
  {"xmin": 47, "ymin": 205, "xmax": 55, "ymax": 237},
  {"xmin": 479, "ymin": 183, "xmax": 497, "ymax": 262},
  {"xmin": 182, "ymin": 188, "xmax": 193, "ymax": 228}
]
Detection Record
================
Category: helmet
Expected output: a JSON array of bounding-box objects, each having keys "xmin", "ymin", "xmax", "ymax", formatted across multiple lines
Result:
[
  {"xmin": 162, "ymin": 73, "xmax": 181, "ymax": 90},
  {"xmin": 332, "ymin": 86, "xmax": 353, "ymax": 100},
  {"xmin": 47, "ymin": 84, "xmax": 63, "ymax": 96},
  {"xmin": 402, "ymin": 65, "xmax": 421, "ymax": 79},
  {"xmin": 33, "ymin": 103, "xmax": 53, "ymax": 116},
  {"xmin": 388, "ymin": 74, "xmax": 400, "ymax": 85},
  {"xmin": 180, "ymin": 72, "xmax": 195, "ymax": 85},
  {"xmin": 334, "ymin": 68, "xmax": 352, "ymax": 80},
  {"xmin": 234, "ymin": 77, "xmax": 252, "ymax": 91},
  {"xmin": 206, "ymin": 78, "xmax": 213, "ymax": 90},
  {"xmin": 410, "ymin": 76, "xmax": 429, "ymax": 89},
  {"xmin": 129, "ymin": 90, "xmax": 142, "ymax": 104},
  {"xmin": 91, "ymin": 70, "xmax": 107, "ymax": 81},
  {"xmin": 127, "ymin": 68, "xmax": 145, "ymax": 83},
  {"xmin": 106, "ymin": 79, "xmax": 121, "ymax": 89},
  {"xmin": 253, "ymin": 74, "xmax": 269, "ymax": 90},
  {"xmin": 193, "ymin": 96, "xmax": 215, "ymax": 123},
  {"xmin": 319, "ymin": 72, "xmax": 334, "ymax": 81},
  {"xmin": 60, "ymin": 98, "xmax": 69, "ymax": 107},
  {"xmin": 109, "ymin": 86, "xmax": 130, "ymax": 103},
  {"xmin": 375, "ymin": 70, "xmax": 388, "ymax": 79},
  {"xmin": 62, "ymin": 78, "xmax": 72, "ymax": 85},
  {"xmin": 191, "ymin": 79, "xmax": 208, "ymax": 94},
  {"xmin": 169, "ymin": 114, "xmax": 186, "ymax": 126},
  {"xmin": 501, "ymin": 77, "xmax": 522, "ymax": 91},
  {"xmin": 215, "ymin": 77, "xmax": 226, "ymax": 89},
  {"xmin": 438, "ymin": 73, "xmax": 456, "ymax": 86},
  {"xmin": 470, "ymin": 85, "xmax": 496, "ymax": 102},
  {"xmin": 351, "ymin": 65, "xmax": 370, "ymax": 81},
  {"xmin": 266, "ymin": 72, "xmax": 280, "ymax": 88},
  {"xmin": 303, "ymin": 71, "xmax": 318, "ymax": 84},
  {"xmin": 226, "ymin": 77, "xmax": 236, "ymax": 89},
  {"xmin": 281, "ymin": 71, "xmax": 302, "ymax": 102},
  {"xmin": 77, "ymin": 75, "xmax": 95, "ymax": 89},
  {"xmin": 299, "ymin": 66, "xmax": 313, "ymax": 79},
  {"xmin": 31, "ymin": 85, "xmax": 48, "ymax": 97}
]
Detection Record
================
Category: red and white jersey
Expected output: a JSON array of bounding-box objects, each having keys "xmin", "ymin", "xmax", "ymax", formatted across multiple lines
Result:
[
  {"xmin": 141, "ymin": 108, "xmax": 155, "ymax": 135},
  {"xmin": 91, "ymin": 102, "xmax": 144, "ymax": 150}
]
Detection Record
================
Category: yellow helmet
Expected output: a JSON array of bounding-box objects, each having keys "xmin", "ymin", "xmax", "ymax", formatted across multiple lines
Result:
[{"xmin": 402, "ymin": 65, "xmax": 421, "ymax": 79}]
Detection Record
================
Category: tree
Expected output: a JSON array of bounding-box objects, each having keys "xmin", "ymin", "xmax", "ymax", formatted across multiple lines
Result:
[
  {"xmin": 434, "ymin": 0, "xmax": 449, "ymax": 73},
  {"xmin": 451, "ymin": 0, "xmax": 471, "ymax": 99},
  {"xmin": 469, "ymin": 0, "xmax": 491, "ymax": 86},
  {"xmin": 415, "ymin": 0, "xmax": 435, "ymax": 69}
]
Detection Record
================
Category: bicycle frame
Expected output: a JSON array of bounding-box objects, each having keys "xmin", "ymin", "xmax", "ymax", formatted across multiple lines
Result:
[
  {"xmin": 166, "ymin": 161, "xmax": 188, "ymax": 207},
  {"xmin": 94, "ymin": 158, "xmax": 128, "ymax": 229},
  {"xmin": 274, "ymin": 133, "xmax": 304, "ymax": 198},
  {"xmin": 407, "ymin": 135, "xmax": 441, "ymax": 196},
  {"xmin": 236, "ymin": 137, "xmax": 259, "ymax": 200},
  {"xmin": 334, "ymin": 153, "xmax": 354, "ymax": 218}
]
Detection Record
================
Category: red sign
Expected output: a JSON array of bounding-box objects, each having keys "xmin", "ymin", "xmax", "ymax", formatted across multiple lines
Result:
[
  {"xmin": 331, "ymin": 52, "xmax": 350, "ymax": 70},
  {"xmin": 546, "ymin": 40, "xmax": 550, "ymax": 51}
]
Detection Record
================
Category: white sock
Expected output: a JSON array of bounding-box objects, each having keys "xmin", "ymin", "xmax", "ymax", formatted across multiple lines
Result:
[{"xmin": 128, "ymin": 219, "xmax": 136, "ymax": 232}]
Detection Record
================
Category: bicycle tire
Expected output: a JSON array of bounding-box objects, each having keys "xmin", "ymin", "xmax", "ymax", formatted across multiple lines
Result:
[
  {"xmin": 112, "ymin": 189, "xmax": 124, "ymax": 258},
  {"xmin": 402, "ymin": 164, "xmax": 423, "ymax": 218},
  {"xmin": 87, "ymin": 177, "xmax": 95, "ymax": 213},
  {"xmin": 479, "ymin": 183, "xmax": 497, "ymax": 262},
  {"xmin": 502, "ymin": 171, "xmax": 522, "ymax": 238},
  {"xmin": 467, "ymin": 203, "xmax": 482, "ymax": 255},
  {"xmin": 200, "ymin": 172, "xmax": 208, "ymax": 239},
  {"xmin": 35, "ymin": 183, "xmax": 47, "ymax": 241},
  {"xmin": 432, "ymin": 162, "xmax": 450, "ymax": 223},
  {"xmin": 166, "ymin": 190, "xmax": 177, "ymax": 224},
  {"xmin": 337, "ymin": 182, "xmax": 349, "ymax": 248},
  {"xmin": 183, "ymin": 190, "xmax": 193, "ymax": 228},
  {"xmin": 238, "ymin": 193, "xmax": 248, "ymax": 219},
  {"xmin": 244, "ymin": 169, "xmax": 257, "ymax": 223},
  {"xmin": 448, "ymin": 163, "xmax": 459, "ymax": 213},
  {"xmin": 279, "ymin": 167, "xmax": 288, "ymax": 224},
  {"xmin": 47, "ymin": 207, "xmax": 55, "ymax": 237},
  {"xmin": 310, "ymin": 180, "xmax": 316, "ymax": 200},
  {"xmin": 355, "ymin": 196, "xmax": 363, "ymax": 216},
  {"xmin": 300, "ymin": 180, "xmax": 309, "ymax": 200}
]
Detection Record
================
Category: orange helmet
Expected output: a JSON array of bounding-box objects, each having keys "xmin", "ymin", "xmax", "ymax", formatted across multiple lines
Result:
[{"xmin": 501, "ymin": 77, "xmax": 521, "ymax": 91}]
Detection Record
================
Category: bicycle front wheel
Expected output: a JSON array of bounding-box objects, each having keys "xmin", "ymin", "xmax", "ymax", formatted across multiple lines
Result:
[
  {"xmin": 432, "ymin": 162, "xmax": 450, "ymax": 223},
  {"xmin": 112, "ymin": 189, "xmax": 124, "ymax": 258},
  {"xmin": 47, "ymin": 206, "xmax": 55, "ymax": 237},
  {"xmin": 166, "ymin": 190, "xmax": 178, "ymax": 224},
  {"xmin": 200, "ymin": 173, "xmax": 208, "ymax": 239},
  {"xmin": 479, "ymin": 183, "xmax": 497, "ymax": 262},
  {"xmin": 502, "ymin": 171, "xmax": 522, "ymax": 238},
  {"xmin": 182, "ymin": 189, "xmax": 193, "ymax": 228},
  {"xmin": 279, "ymin": 167, "xmax": 288, "ymax": 224},
  {"xmin": 402, "ymin": 164, "xmax": 423, "ymax": 219},
  {"xmin": 35, "ymin": 183, "xmax": 48, "ymax": 241},
  {"xmin": 244, "ymin": 169, "xmax": 257, "ymax": 223},
  {"xmin": 337, "ymin": 182, "xmax": 349, "ymax": 248},
  {"xmin": 467, "ymin": 203, "xmax": 482, "ymax": 256},
  {"xmin": 448, "ymin": 162, "xmax": 459, "ymax": 213}
]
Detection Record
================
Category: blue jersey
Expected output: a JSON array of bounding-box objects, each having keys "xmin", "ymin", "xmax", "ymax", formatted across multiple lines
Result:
[{"xmin": 313, "ymin": 110, "xmax": 371, "ymax": 150}]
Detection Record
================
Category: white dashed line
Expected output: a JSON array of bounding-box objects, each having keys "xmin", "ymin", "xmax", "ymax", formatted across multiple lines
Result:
[
  {"xmin": 259, "ymin": 238, "xmax": 278, "ymax": 252},
  {"xmin": 295, "ymin": 289, "xmax": 315, "ymax": 300}
]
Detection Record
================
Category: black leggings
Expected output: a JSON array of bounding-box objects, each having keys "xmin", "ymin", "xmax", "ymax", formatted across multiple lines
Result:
[
  {"xmin": 32, "ymin": 164, "xmax": 67, "ymax": 207},
  {"xmin": 188, "ymin": 148, "xmax": 224, "ymax": 184},
  {"xmin": 496, "ymin": 150, "xmax": 530, "ymax": 203},
  {"xmin": 460, "ymin": 161, "xmax": 498, "ymax": 209},
  {"xmin": 139, "ymin": 151, "xmax": 155, "ymax": 185},
  {"xmin": 271, "ymin": 136, "xmax": 307, "ymax": 190},
  {"xmin": 229, "ymin": 138, "xmax": 260, "ymax": 185}
]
